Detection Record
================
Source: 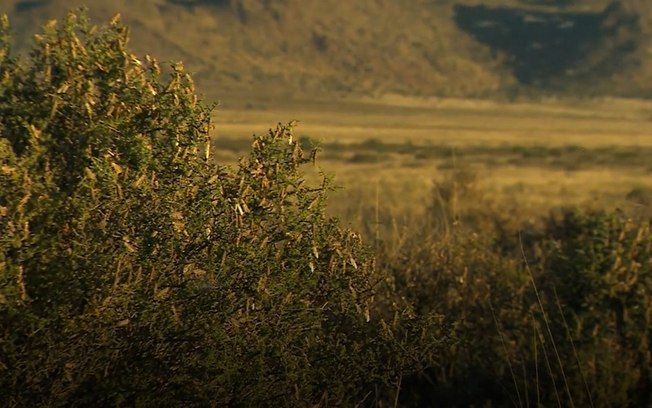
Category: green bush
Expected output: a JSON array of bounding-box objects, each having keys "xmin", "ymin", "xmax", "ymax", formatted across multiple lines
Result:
[
  {"xmin": 0, "ymin": 11, "xmax": 444, "ymax": 406},
  {"xmin": 529, "ymin": 210, "xmax": 652, "ymax": 407},
  {"xmin": 378, "ymin": 202, "xmax": 652, "ymax": 407}
]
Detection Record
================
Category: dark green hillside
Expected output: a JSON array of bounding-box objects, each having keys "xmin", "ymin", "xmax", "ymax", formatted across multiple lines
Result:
[
  {"xmin": 455, "ymin": 0, "xmax": 652, "ymax": 95},
  {"xmin": 454, "ymin": 3, "xmax": 628, "ymax": 84}
]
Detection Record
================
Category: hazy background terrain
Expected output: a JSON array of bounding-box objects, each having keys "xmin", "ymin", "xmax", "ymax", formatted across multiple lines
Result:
[{"xmin": 3, "ymin": 0, "xmax": 652, "ymax": 101}]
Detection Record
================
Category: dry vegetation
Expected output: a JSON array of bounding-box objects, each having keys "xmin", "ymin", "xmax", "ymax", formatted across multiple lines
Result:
[
  {"xmin": 3, "ymin": 3, "xmax": 652, "ymax": 407},
  {"xmin": 211, "ymin": 95, "xmax": 652, "ymax": 229}
]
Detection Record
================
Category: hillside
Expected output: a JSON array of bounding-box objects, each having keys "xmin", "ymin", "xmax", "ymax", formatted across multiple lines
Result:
[{"xmin": 2, "ymin": 0, "xmax": 652, "ymax": 101}]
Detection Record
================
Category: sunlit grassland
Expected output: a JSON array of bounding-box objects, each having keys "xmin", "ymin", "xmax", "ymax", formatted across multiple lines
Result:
[{"xmin": 211, "ymin": 96, "xmax": 652, "ymax": 234}]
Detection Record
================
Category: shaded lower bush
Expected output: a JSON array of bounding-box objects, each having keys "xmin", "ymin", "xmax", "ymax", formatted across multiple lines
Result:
[
  {"xmin": 529, "ymin": 210, "xmax": 652, "ymax": 407},
  {"xmin": 375, "ymin": 185, "xmax": 652, "ymax": 407}
]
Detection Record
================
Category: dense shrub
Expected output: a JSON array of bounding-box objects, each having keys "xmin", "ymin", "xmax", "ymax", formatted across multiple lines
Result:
[
  {"xmin": 530, "ymin": 210, "xmax": 652, "ymax": 407},
  {"xmin": 0, "ymin": 11, "xmax": 444, "ymax": 406},
  {"xmin": 377, "ymin": 197, "xmax": 652, "ymax": 407}
]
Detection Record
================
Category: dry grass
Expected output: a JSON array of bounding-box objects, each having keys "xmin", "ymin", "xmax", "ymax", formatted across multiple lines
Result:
[
  {"xmin": 213, "ymin": 96, "xmax": 652, "ymax": 146},
  {"xmin": 211, "ymin": 95, "xmax": 652, "ymax": 229}
]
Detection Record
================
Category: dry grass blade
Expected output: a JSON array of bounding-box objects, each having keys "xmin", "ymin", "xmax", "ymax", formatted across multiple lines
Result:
[
  {"xmin": 519, "ymin": 231, "xmax": 575, "ymax": 408},
  {"xmin": 552, "ymin": 286, "xmax": 595, "ymax": 408},
  {"xmin": 489, "ymin": 299, "xmax": 523, "ymax": 408}
]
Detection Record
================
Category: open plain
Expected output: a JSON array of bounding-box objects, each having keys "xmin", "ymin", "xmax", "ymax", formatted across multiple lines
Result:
[{"xmin": 212, "ymin": 95, "xmax": 652, "ymax": 229}]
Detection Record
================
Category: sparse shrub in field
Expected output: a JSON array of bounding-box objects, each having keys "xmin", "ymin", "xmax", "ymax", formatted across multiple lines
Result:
[
  {"xmin": 427, "ymin": 167, "xmax": 516, "ymax": 237},
  {"xmin": 0, "ymin": 11, "xmax": 445, "ymax": 407},
  {"xmin": 626, "ymin": 186, "xmax": 652, "ymax": 206},
  {"xmin": 625, "ymin": 186, "xmax": 652, "ymax": 218},
  {"xmin": 429, "ymin": 167, "xmax": 480, "ymax": 230}
]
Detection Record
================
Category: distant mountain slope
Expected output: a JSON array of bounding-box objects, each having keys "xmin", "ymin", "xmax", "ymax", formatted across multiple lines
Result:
[{"xmin": 1, "ymin": 0, "xmax": 651, "ymax": 100}]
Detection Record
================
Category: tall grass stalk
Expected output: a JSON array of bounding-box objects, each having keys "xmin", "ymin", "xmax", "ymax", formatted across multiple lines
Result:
[
  {"xmin": 519, "ymin": 232, "xmax": 575, "ymax": 408},
  {"xmin": 532, "ymin": 312, "xmax": 541, "ymax": 408},
  {"xmin": 489, "ymin": 299, "xmax": 523, "ymax": 407},
  {"xmin": 538, "ymin": 325, "xmax": 563, "ymax": 408},
  {"xmin": 552, "ymin": 286, "xmax": 595, "ymax": 408},
  {"xmin": 393, "ymin": 373, "xmax": 403, "ymax": 408}
]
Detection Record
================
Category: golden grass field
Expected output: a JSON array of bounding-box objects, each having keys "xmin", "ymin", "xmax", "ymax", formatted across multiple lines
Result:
[{"xmin": 211, "ymin": 95, "xmax": 652, "ymax": 229}]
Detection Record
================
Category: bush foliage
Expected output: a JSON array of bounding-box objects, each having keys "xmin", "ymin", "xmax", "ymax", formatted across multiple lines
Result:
[
  {"xmin": 381, "ymin": 202, "xmax": 652, "ymax": 407},
  {"xmin": 0, "ymin": 11, "xmax": 442, "ymax": 406}
]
